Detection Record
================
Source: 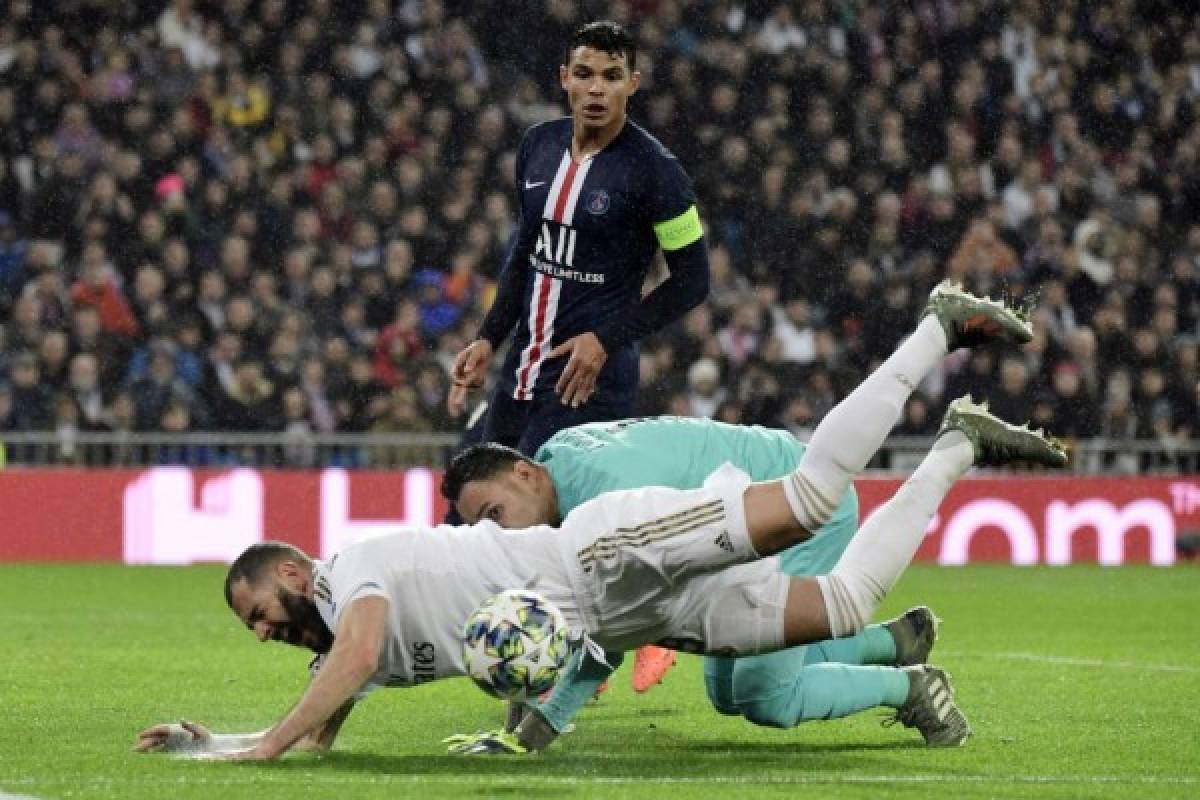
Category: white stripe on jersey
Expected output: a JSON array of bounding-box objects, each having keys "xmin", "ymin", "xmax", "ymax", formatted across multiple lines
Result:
[
  {"xmin": 542, "ymin": 150, "xmax": 573, "ymax": 219},
  {"xmin": 515, "ymin": 150, "xmax": 592, "ymax": 399},
  {"xmin": 516, "ymin": 275, "xmax": 562, "ymax": 399}
]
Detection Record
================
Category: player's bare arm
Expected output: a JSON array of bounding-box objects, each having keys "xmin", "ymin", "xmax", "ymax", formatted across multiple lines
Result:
[
  {"xmin": 224, "ymin": 596, "xmax": 388, "ymax": 761},
  {"xmin": 134, "ymin": 701, "xmax": 355, "ymax": 755}
]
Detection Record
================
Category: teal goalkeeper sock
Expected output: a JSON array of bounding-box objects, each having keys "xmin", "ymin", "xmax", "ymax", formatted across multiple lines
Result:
[
  {"xmin": 733, "ymin": 660, "xmax": 913, "ymax": 727},
  {"xmin": 535, "ymin": 647, "xmax": 622, "ymax": 733},
  {"xmin": 801, "ymin": 624, "xmax": 897, "ymax": 667}
]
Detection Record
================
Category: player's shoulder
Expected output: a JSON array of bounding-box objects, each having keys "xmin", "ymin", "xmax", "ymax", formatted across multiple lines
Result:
[
  {"xmin": 621, "ymin": 120, "xmax": 682, "ymax": 164},
  {"xmin": 521, "ymin": 117, "xmax": 572, "ymax": 147},
  {"xmin": 328, "ymin": 527, "xmax": 422, "ymax": 566}
]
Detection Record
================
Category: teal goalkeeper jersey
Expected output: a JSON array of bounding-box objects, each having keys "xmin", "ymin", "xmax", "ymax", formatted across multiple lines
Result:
[{"xmin": 534, "ymin": 416, "xmax": 859, "ymax": 577}]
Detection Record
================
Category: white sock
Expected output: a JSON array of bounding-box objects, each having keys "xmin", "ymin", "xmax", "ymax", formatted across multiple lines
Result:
[
  {"xmin": 784, "ymin": 316, "xmax": 948, "ymax": 530},
  {"xmin": 818, "ymin": 431, "xmax": 973, "ymax": 637}
]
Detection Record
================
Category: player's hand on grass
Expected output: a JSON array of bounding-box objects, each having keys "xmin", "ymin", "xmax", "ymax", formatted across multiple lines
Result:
[
  {"xmin": 448, "ymin": 339, "xmax": 494, "ymax": 416},
  {"xmin": 549, "ymin": 332, "xmax": 607, "ymax": 407},
  {"xmin": 134, "ymin": 719, "xmax": 212, "ymax": 753},
  {"xmin": 442, "ymin": 730, "xmax": 529, "ymax": 755}
]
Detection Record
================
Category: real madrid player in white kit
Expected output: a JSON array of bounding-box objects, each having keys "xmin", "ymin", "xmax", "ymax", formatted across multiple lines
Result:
[{"xmin": 136, "ymin": 291, "xmax": 1067, "ymax": 760}]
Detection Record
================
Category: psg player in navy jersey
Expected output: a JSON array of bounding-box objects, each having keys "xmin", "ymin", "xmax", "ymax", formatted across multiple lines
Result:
[
  {"xmin": 446, "ymin": 20, "xmax": 710, "ymax": 696},
  {"xmin": 447, "ymin": 21, "xmax": 710, "ymax": 456}
]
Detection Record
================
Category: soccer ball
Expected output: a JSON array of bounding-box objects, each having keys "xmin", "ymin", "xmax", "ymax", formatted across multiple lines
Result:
[{"xmin": 463, "ymin": 589, "xmax": 571, "ymax": 701}]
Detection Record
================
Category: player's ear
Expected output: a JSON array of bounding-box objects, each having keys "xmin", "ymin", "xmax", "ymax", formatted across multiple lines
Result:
[
  {"xmin": 559, "ymin": 64, "xmax": 569, "ymax": 91},
  {"xmin": 512, "ymin": 459, "xmax": 530, "ymax": 480},
  {"xmin": 512, "ymin": 459, "xmax": 538, "ymax": 484},
  {"xmin": 276, "ymin": 559, "xmax": 301, "ymax": 580},
  {"xmin": 629, "ymin": 70, "xmax": 641, "ymax": 94}
]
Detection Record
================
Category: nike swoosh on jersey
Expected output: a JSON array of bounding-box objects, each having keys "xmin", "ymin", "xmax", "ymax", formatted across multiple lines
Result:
[{"xmin": 524, "ymin": 179, "xmax": 547, "ymax": 189}]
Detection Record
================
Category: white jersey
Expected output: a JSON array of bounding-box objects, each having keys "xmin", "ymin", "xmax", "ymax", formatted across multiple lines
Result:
[
  {"xmin": 310, "ymin": 521, "xmax": 583, "ymax": 689},
  {"xmin": 310, "ymin": 467, "xmax": 788, "ymax": 692}
]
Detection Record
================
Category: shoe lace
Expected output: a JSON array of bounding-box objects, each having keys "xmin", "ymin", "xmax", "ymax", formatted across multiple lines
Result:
[
  {"xmin": 881, "ymin": 681, "xmax": 946, "ymax": 735},
  {"xmin": 881, "ymin": 704, "xmax": 926, "ymax": 731}
]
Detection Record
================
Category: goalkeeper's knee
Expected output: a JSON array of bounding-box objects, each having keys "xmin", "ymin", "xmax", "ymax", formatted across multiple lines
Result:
[{"xmin": 704, "ymin": 675, "xmax": 741, "ymax": 717}]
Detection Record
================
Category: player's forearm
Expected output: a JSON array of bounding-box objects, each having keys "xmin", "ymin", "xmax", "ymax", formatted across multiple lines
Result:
[
  {"xmin": 295, "ymin": 699, "xmax": 355, "ymax": 752},
  {"xmin": 478, "ymin": 238, "xmax": 530, "ymax": 347},
  {"xmin": 258, "ymin": 653, "xmax": 375, "ymax": 758},
  {"xmin": 595, "ymin": 238, "xmax": 709, "ymax": 351}
]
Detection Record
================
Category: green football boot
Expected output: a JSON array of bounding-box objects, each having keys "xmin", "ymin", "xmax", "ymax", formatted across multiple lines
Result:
[
  {"xmin": 939, "ymin": 396, "xmax": 1069, "ymax": 468},
  {"xmin": 924, "ymin": 280, "xmax": 1034, "ymax": 350},
  {"xmin": 886, "ymin": 665, "xmax": 972, "ymax": 747},
  {"xmin": 884, "ymin": 606, "xmax": 940, "ymax": 666}
]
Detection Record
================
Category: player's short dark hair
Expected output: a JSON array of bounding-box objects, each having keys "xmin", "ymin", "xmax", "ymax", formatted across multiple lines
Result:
[
  {"xmin": 224, "ymin": 541, "xmax": 310, "ymax": 608},
  {"xmin": 566, "ymin": 20, "xmax": 636, "ymax": 71},
  {"xmin": 441, "ymin": 442, "xmax": 532, "ymax": 504}
]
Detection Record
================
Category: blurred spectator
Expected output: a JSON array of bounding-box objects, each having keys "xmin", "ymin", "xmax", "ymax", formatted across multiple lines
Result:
[
  {"xmin": 66, "ymin": 352, "xmax": 106, "ymax": 428},
  {"xmin": 334, "ymin": 351, "xmax": 389, "ymax": 432},
  {"xmin": 947, "ymin": 218, "xmax": 1018, "ymax": 291},
  {"xmin": 0, "ymin": 211, "xmax": 26, "ymax": 309},
  {"xmin": 372, "ymin": 386, "xmax": 432, "ymax": 434},
  {"xmin": 211, "ymin": 357, "xmax": 279, "ymax": 432},
  {"xmin": 373, "ymin": 298, "xmax": 424, "ymax": 388},
  {"xmin": 1048, "ymin": 361, "xmax": 1101, "ymax": 441},
  {"xmin": 128, "ymin": 340, "xmax": 199, "ymax": 431},
  {"xmin": 279, "ymin": 386, "xmax": 317, "ymax": 467},
  {"xmin": 70, "ymin": 243, "xmax": 139, "ymax": 339},
  {"xmin": 685, "ymin": 357, "xmax": 726, "ymax": 419},
  {"xmin": 896, "ymin": 393, "xmax": 938, "ymax": 437},
  {"xmin": 988, "ymin": 356, "xmax": 1035, "ymax": 425},
  {"xmin": 5, "ymin": 351, "xmax": 52, "ymax": 430}
]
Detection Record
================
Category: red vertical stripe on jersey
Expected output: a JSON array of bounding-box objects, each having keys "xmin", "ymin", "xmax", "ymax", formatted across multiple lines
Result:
[
  {"xmin": 515, "ymin": 274, "xmax": 554, "ymax": 399},
  {"xmin": 552, "ymin": 159, "xmax": 581, "ymax": 222}
]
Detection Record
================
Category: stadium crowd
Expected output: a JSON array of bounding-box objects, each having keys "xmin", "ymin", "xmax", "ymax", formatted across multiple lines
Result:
[{"xmin": 0, "ymin": 0, "xmax": 1195, "ymax": 466}]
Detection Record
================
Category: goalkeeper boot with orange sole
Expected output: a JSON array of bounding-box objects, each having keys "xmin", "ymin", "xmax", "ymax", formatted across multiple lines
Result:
[{"xmin": 924, "ymin": 279, "xmax": 1034, "ymax": 351}]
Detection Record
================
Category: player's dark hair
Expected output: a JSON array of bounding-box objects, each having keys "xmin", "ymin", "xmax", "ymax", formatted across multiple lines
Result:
[
  {"xmin": 566, "ymin": 20, "xmax": 636, "ymax": 70},
  {"xmin": 441, "ymin": 442, "xmax": 532, "ymax": 504},
  {"xmin": 224, "ymin": 541, "xmax": 311, "ymax": 608}
]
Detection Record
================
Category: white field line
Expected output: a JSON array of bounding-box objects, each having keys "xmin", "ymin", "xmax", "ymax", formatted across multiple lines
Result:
[
  {"xmin": 6, "ymin": 774, "xmax": 1200, "ymax": 788},
  {"xmin": 942, "ymin": 650, "xmax": 1200, "ymax": 674}
]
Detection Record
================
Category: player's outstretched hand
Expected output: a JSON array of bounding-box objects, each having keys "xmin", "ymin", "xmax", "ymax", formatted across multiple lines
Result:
[
  {"xmin": 134, "ymin": 719, "xmax": 213, "ymax": 753},
  {"xmin": 448, "ymin": 339, "xmax": 495, "ymax": 416},
  {"xmin": 549, "ymin": 332, "xmax": 607, "ymax": 408},
  {"xmin": 443, "ymin": 730, "xmax": 529, "ymax": 755}
]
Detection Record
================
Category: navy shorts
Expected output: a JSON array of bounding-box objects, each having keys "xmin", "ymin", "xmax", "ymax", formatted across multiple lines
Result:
[{"xmin": 482, "ymin": 386, "xmax": 634, "ymax": 456}]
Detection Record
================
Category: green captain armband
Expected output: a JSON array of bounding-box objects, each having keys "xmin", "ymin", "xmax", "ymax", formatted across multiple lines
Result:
[{"xmin": 653, "ymin": 205, "xmax": 703, "ymax": 251}]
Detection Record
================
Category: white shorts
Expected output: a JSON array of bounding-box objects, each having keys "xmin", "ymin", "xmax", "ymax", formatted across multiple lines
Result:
[{"xmin": 557, "ymin": 464, "xmax": 790, "ymax": 656}]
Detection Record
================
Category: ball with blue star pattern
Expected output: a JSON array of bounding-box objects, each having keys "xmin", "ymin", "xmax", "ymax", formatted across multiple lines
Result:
[{"xmin": 463, "ymin": 589, "xmax": 571, "ymax": 701}]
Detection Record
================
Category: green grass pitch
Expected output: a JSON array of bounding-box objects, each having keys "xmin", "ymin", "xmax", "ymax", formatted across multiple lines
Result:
[{"xmin": 2, "ymin": 564, "xmax": 1197, "ymax": 799}]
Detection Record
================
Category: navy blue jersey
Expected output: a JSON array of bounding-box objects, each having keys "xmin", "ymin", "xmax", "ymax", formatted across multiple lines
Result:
[{"xmin": 480, "ymin": 118, "xmax": 700, "ymax": 402}]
